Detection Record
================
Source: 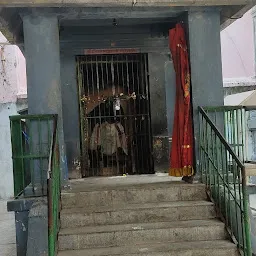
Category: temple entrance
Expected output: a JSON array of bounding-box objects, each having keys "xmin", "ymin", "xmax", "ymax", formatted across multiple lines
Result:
[{"xmin": 77, "ymin": 53, "xmax": 154, "ymax": 177}]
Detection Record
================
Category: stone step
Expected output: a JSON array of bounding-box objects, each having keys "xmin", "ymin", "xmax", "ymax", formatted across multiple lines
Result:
[
  {"xmin": 60, "ymin": 200, "xmax": 216, "ymax": 228},
  {"xmin": 61, "ymin": 182, "xmax": 207, "ymax": 209},
  {"xmin": 58, "ymin": 219, "xmax": 227, "ymax": 251},
  {"xmin": 58, "ymin": 240, "xmax": 238, "ymax": 256}
]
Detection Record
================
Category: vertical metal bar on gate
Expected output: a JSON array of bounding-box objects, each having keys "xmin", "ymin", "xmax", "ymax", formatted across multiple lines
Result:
[{"xmin": 77, "ymin": 60, "xmax": 84, "ymax": 176}]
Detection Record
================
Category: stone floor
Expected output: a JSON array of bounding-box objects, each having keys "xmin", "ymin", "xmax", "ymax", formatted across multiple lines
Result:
[
  {"xmin": 64, "ymin": 173, "xmax": 185, "ymax": 193},
  {"xmin": 0, "ymin": 200, "xmax": 16, "ymax": 256}
]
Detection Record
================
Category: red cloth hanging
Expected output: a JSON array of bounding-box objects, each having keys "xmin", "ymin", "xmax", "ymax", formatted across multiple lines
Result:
[{"xmin": 169, "ymin": 23, "xmax": 194, "ymax": 177}]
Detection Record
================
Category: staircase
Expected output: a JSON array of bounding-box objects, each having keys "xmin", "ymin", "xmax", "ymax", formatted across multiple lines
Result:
[{"xmin": 58, "ymin": 176, "xmax": 239, "ymax": 256}]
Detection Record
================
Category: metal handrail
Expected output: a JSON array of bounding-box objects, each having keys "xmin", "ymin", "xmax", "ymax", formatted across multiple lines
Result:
[
  {"xmin": 203, "ymin": 106, "xmax": 256, "ymax": 111},
  {"xmin": 199, "ymin": 107, "xmax": 244, "ymax": 168},
  {"xmin": 201, "ymin": 105, "xmax": 254, "ymax": 164},
  {"xmin": 10, "ymin": 114, "xmax": 56, "ymax": 121},
  {"xmin": 199, "ymin": 106, "xmax": 251, "ymax": 256},
  {"xmin": 47, "ymin": 116, "xmax": 61, "ymax": 256}
]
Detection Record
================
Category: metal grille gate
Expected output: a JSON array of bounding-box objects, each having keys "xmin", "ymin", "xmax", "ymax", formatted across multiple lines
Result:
[{"xmin": 77, "ymin": 54, "xmax": 153, "ymax": 177}]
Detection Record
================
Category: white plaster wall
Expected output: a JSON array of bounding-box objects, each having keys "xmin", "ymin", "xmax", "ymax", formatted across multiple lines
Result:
[{"xmin": 0, "ymin": 32, "xmax": 27, "ymax": 199}]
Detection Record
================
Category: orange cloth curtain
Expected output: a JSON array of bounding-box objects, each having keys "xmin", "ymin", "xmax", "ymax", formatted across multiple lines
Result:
[{"xmin": 169, "ymin": 23, "xmax": 194, "ymax": 177}]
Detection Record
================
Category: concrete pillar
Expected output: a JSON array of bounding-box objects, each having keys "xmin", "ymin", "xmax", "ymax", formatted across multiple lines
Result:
[
  {"xmin": 23, "ymin": 15, "xmax": 67, "ymax": 181},
  {"xmin": 188, "ymin": 10, "xmax": 224, "ymax": 172}
]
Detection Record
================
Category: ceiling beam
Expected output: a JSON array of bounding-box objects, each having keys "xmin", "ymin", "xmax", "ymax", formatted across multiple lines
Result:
[
  {"xmin": 60, "ymin": 8, "xmax": 183, "ymax": 20},
  {"xmin": 221, "ymin": 4, "xmax": 254, "ymax": 30},
  {"xmin": 0, "ymin": 19, "xmax": 15, "ymax": 43},
  {"xmin": 18, "ymin": 7, "xmax": 185, "ymax": 20},
  {"xmin": 0, "ymin": 0, "xmax": 256, "ymax": 7}
]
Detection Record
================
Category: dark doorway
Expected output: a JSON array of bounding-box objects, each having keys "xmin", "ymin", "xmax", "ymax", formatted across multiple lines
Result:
[{"xmin": 77, "ymin": 53, "xmax": 154, "ymax": 177}]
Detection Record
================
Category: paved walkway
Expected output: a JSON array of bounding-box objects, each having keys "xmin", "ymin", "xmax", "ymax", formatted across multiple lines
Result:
[{"xmin": 0, "ymin": 200, "xmax": 16, "ymax": 256}]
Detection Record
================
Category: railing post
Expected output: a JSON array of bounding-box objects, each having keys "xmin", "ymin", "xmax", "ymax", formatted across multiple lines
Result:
[
  {"xmin": 47, "ymin": 116, "xmax": 60, "ymax": 256},
  {"xmin": 242, "ymin": 165, "xmax": 252, "ymax": 256}
]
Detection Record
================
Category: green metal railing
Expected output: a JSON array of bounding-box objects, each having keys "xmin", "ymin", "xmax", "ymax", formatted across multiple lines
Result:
[
  {"xmin": 10, "ymin": 114, "xmax": 57, "ymax": 197},
  {"xmin": 203, "ymin": 106, "xmax": 256, "ymax": 164},
  {"xmin": 47, "ymin": 116, "xmax": 61, "ymax": 256},
  {"xmin": 199, "ymin": 106, "xmax": 251, "ymax": 255},
  {"xmin": 10, "ymin": 114, "xmax": 61, "ymax": 255}
]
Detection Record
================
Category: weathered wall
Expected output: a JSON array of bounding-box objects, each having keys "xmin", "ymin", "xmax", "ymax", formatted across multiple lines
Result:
[
  {"xmin": 60, "ymin": 24, "xmax": 175, "ymax": 175},
  {"xmin": 148, "ymin": 52, "xmax": 171, "ymax": 172},
  {"xmin": 165, "ymin": 61, "xmax": 176, "ymax": 138},
  {"xmin": 60, "ymin": 54, "xmax": 81, "ymax": 178},
  {"xmin": 0, "ymin": 32, "xmax": 27, "ymax": 199}
]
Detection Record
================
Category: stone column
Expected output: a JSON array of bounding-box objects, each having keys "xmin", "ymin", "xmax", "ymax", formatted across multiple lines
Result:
[
  {"xmin": 188, "ymin": 9, "xmax": 224, "ymax": 172},
  {"xmin": 23, "ymin": 15, "xmax": 67, "ymax": 181}
]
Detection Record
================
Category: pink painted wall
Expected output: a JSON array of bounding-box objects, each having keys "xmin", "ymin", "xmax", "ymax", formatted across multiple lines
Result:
[
  {"xmin": 0, "ymin": 32, "xmax": 27, "ymax": 199},
  {"xmin": 0, "ymin": 32, "xmax": 27, "ymax": 104},
  {"xmin": 15, "ymin": 46, "xmax": 27, "ymax": 98},
  {"xmin": 221, "ymin": 9, "xmax": 255, "ymax": 79}
]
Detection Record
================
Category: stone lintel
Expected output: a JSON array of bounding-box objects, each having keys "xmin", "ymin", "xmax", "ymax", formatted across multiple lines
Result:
[{"xmin": 0, "ymin": 0, "xmax": 254, "ymax": 7}]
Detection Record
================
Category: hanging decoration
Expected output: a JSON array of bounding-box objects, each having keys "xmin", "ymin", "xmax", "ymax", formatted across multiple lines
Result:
[{"xmin": 169, "ymin": 23, "xmax": 194, "ymax": 177}]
